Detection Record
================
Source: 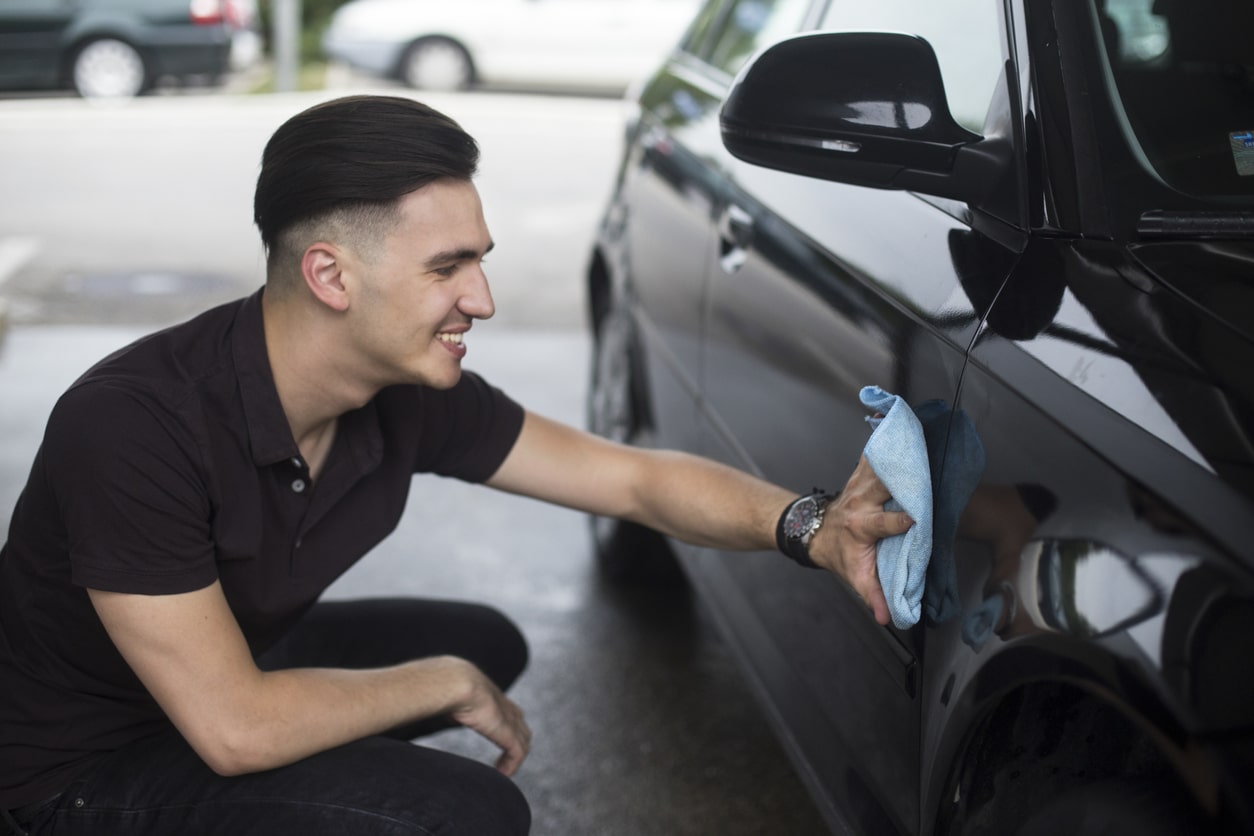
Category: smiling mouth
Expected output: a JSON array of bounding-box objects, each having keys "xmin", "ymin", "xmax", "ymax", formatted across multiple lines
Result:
[{"xmin": 436, "ymin": 332, "xmax": 464, "ymax": 345}]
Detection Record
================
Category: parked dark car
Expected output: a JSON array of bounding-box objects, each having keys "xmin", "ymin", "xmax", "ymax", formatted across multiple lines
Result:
[
  {"xmin": 0, "ymin": 0, "xmax": 254, "ymax": 98},
  {"xmin": 586, "ymin": 0, "xmax": 1254, "ymax": 834}
]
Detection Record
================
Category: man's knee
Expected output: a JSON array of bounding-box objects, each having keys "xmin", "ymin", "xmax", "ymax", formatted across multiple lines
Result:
[
  {"xmin": 334, "ymin": 738, "xmax": 530, "ymax": 835},
  {"xmin": 34, "ymin": 734, "xmax": 531, "ymax": 836},
  {"xmin": 471, "ymin": 604, "xmax": 529, "ymax": 690},
  {"xmin": 435, "ymin": 754, "xmax": 531, "ymax": 836}
]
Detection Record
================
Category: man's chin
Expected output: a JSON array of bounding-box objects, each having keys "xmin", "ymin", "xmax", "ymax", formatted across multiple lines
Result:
[{"xmin": 409, "ymin": 364, "xmax": 463, "ymax": 390}]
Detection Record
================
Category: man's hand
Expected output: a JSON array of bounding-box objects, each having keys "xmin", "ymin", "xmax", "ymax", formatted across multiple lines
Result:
[
  {"xmin": 807, "ymin": 455, "xmax": 914, "ymax": 626},
  {"xmin": 448, "ymin": 661, "xmax": 532, "ymax": 776}
]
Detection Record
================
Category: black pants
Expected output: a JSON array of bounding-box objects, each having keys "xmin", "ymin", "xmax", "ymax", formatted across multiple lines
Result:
[{"xmin": 20, "ymin": 598, "xmax": 531, "ymax": 836}]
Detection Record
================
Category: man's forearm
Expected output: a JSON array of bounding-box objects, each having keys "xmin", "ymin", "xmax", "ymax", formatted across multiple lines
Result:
[
  {"xmin": 207, "ymin": 655, "xmax": 478, "ymax": 776},
  {"xmin": 624, "ymin": 449, "xmax": 795, "ymax": 551},
  {"xmin": 90, "ymin": 584, "xmax": 530, "ymax": 778},
  {"xmin": 487, "ymin": 413, "xmax": 910, "ymax": 623},
  {"xmin": 626, "ymin": 449, "xmax": 913, "ymax": 626}
]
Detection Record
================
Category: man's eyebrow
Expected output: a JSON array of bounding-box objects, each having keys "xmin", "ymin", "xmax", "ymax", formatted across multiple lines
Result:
[{"xmin": 423, "ymin": 240, "xmax": 495, "ymax": 269}]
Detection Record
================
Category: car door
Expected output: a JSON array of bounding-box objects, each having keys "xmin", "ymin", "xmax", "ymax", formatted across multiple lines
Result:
[
  {"xmin": 0, "ymin": 0, "xmax": 75, "ymax": 87},
  {"xmin": 610, "ymin": 2, "xmax": 738, "ymax": 452},
  {"xmin": 930, "ymin": 1, "xmax": 1254, "ymax": 825},
  {"xmin": 693, "ymin": 1, "xmax": 1013, "ymax": 833}
]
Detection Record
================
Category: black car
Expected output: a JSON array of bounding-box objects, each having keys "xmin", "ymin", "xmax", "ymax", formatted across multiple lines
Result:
[
  {"xmin": 586, "ymin": 0, "xmax": 1254, "ymax": 833},
  {"xmin": 0, "ymin": 0, "xmax": 248, "ymax": 98}
]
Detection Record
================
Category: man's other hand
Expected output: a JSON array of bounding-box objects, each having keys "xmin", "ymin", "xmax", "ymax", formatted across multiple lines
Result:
[{"xmin": 449, "ymin": 660, "xmax": 532, "ymax": 776}]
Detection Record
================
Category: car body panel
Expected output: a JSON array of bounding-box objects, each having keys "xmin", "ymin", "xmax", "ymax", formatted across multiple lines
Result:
[
  {"xmin": 935, "ymin": 236, "xmax": 1254, "ymax": 824},
  {"xmin": 589, "ymin": 0, "xmax": 1254, "ymax": 832},
  {"xmin": 0, "ymin": 0, "xmax": 79, "ymax": 86},
  {"xmin": 0, "ymin": 0, "xmax": 234, "ymax": 92},
  {"xmin": 614, "ymin": 63, "xmax": 722, "ymax": 453},
  {"xmin": 696, "ymin": 168, "xmax": 1011, "ymax": 835}
]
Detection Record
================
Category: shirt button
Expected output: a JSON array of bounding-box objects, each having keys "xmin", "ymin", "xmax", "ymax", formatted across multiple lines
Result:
[
  {"xmin": 291, "ymin": 478, "xmax": 307, "ymax": 493},
  {"xmin": 291, "ymin": 457, "xmax": 303, "ymax": 469}
]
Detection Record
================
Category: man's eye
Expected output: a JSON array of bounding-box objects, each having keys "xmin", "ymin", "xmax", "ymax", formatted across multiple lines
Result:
[{"xmin": 433, "ymin": 265, "xmax": 458, "ymax": 278}]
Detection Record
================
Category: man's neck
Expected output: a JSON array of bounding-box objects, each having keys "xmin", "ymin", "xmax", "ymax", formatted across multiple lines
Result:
[{"xmin": 260, "ymin": 288, "xmax": 376, "ymax": 459}]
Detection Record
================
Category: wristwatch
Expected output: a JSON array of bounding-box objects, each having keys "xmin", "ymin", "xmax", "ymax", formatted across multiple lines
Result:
[{"xmin": 776, "ymin": 490, "xmax": 836, "ymax": 568}]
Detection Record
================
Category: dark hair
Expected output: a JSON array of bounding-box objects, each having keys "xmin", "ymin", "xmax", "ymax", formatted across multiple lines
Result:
[{"xmin": 253, "ymin": 95, "xmax": 480, "ymax": 255}]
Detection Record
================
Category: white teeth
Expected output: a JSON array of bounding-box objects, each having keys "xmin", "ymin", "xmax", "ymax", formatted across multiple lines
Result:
[{"xmin": 437, "ymin": 332, "xmax": 464, "ymax": 344}]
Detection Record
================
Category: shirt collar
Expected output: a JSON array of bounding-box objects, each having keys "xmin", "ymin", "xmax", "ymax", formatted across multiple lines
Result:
[
  {"xmin": 229, "ymin": 288, "xmax": 385, "ymax": 477},
  {"xmin": 231, "ymin": 288, "xmax": 300, "ymax": 467}
]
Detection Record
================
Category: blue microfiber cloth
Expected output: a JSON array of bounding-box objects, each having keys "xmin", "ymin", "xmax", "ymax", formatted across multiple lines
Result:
[
  {"xmin": 859, "ymin": 386, "xmax": 934, "ymax": 629},
  {"xmin": 914, "ymin": 401, "xmax": 985, "ymax": 625}
]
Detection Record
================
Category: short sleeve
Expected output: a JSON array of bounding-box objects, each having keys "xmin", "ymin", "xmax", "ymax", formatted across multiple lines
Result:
[
  {"xmin": 43, "ymin": 381, "xmax": 218, "ymax": 595},
  {"xmin": 405, "ymin": 372, "xmax": 524, "ymax": 482}
]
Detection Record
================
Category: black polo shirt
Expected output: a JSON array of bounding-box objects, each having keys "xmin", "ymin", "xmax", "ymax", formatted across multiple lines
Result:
[{"xmin": 0, "ymin": 290, "xmax": 525, "ymax": 807}]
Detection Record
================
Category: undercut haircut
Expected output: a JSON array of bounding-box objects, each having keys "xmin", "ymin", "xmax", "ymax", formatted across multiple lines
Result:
[{"xmin": 253, "ymin": 95, "xmax": 480, "ymax": 285}]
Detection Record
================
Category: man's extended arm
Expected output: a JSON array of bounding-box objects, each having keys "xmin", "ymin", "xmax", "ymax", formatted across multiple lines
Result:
[
  {"xmin": 88, "ymin": 582, "xmax": 531, "ymax": 776},
  {"xmin": 487, "ymin": 411, "xmax": 912, "ymax": 625}
]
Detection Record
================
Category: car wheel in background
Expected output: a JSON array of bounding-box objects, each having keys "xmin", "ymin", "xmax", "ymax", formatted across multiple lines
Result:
[
  {"xmin": 72, "ymin": 39, "xmax": 148, "ymax": 98},
  {"xmin": 399, "ymin": 37, "xmax": 473, "ymax": 91},
  {"xmin": 588, "ymin": 303, "xmax": 683, "ymax": 585}
]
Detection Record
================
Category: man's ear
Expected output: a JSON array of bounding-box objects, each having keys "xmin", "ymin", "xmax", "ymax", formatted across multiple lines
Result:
[{"xmin": 300, "ymin": 242, "xmax": 350, "ymax": 312}]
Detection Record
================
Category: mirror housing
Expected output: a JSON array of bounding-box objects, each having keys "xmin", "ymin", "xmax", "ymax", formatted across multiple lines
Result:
[{"xmin": 720, "ymin": 31, "xmax": 1007, "ymax": 205}]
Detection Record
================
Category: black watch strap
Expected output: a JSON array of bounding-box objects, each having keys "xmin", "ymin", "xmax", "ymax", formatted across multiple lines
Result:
[{"xmin": 776, "ymin": 489, "xmax": 835, "ymax": 568}]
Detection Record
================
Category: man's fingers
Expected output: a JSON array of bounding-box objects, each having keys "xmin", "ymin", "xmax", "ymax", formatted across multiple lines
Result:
[
  {"xmin": 862, "ymin": 589, "xmax": 892, "ymax": 626},
  {"xmin": 847, "ymin": 545, "xmax": 890, "ymax": 626},
  {"xmin": 453, "ymin": 677, "xmax": 532, "ymax": 776},
  {"xmin": 846, "ymin": 455, "xmax": 894, "ymax": 504},
  {"xmin": 496, "ymin": 740, "xmax": 527, "ymax": 776},
  {"xmin": 484, "ymin": 717, "xmax": 530, "ymax": 775},
  {"xmin": 867, "ymin": 509, "xmax": 914, "ymax": 539},
  {"xmin": 486, "ymin": 701, "xmax": 531, "ymax": 775}
]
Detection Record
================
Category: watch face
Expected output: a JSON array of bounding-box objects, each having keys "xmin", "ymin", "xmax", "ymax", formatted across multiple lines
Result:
[{"xmin": 783, "ymin": 496, "xmax": 819, "ymax": 540}]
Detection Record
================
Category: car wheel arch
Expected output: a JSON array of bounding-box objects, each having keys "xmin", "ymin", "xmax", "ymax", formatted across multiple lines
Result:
[
  {"xmin": 585, "ymin": 249, "xmax": 681, "ymax": 583},
  {"xmin": 927, "ymin": 654, "xmax": 1213, "ymax": 835},
  {"xmin": 587, "ymin": 248, "xmax": 613, "ymax": 336},
  {"xmin": 587, "ymin": 247, "xmax": 655, "ymax": 434}
]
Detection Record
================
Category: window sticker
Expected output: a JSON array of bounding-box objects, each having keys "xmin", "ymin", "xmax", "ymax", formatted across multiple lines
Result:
[{"xmin": 1231, "ymin": 130, "xmax": 1254, "ymax": 176}]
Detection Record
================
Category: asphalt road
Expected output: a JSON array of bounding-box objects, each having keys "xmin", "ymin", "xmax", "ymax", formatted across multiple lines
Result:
[{"xmin": 0, "ymin": 87, "xmax": 830, "ymax": 834}]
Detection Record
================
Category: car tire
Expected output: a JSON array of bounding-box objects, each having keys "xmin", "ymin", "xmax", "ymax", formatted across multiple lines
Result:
[
  {"xmin": 588, "ymin": 302, "xmax": 683, "ymax": 585},
  {"xmin": 399, "ymin": 37, "xmax": 473, "ymax": 91},
  {"xmin": 72, "ymin": 38, "xmax": 148, "ymax": 99}
]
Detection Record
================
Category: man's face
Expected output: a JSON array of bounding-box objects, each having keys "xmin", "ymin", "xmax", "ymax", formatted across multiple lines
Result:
[{"xmin": 347, "ymin": 179, "xmax": 495, "ymax": 390}]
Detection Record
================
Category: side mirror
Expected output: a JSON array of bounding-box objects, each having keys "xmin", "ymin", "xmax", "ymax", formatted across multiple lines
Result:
[{"xmin": 720, "ymin": 31, "xmax": 1007, "ymax": 204}]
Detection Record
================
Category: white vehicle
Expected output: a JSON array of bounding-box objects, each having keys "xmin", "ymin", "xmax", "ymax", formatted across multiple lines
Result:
[{"xmin": 322, "ymin": 0, "xmax": 700, "ymax": 92}]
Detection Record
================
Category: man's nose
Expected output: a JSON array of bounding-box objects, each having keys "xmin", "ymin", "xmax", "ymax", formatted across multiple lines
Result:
[{"xmin": 460, "ymin": 264, "xmax": 495, "ymax": 320}]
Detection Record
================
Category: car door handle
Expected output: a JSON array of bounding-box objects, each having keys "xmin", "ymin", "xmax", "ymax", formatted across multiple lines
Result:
[{"xmin": 718, "ymin": 204, "xmax": 754, "ymax": 273}]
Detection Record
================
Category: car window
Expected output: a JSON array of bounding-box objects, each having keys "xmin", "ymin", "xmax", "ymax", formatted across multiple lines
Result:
[
  {"xmin": 1097, "ymin": 0, "xmax": 1254, "ymax": 198},
  {"xmin": 818, "ymin": 0, "xmax": 1005, "ymax": 133},
  {"xmin": 1099, "ymin": 0, "xmax": 1169, "ymax": 63},
  {"xmin": 703, "ymin": 0, "xmax": 813, "ymax": 77}
]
